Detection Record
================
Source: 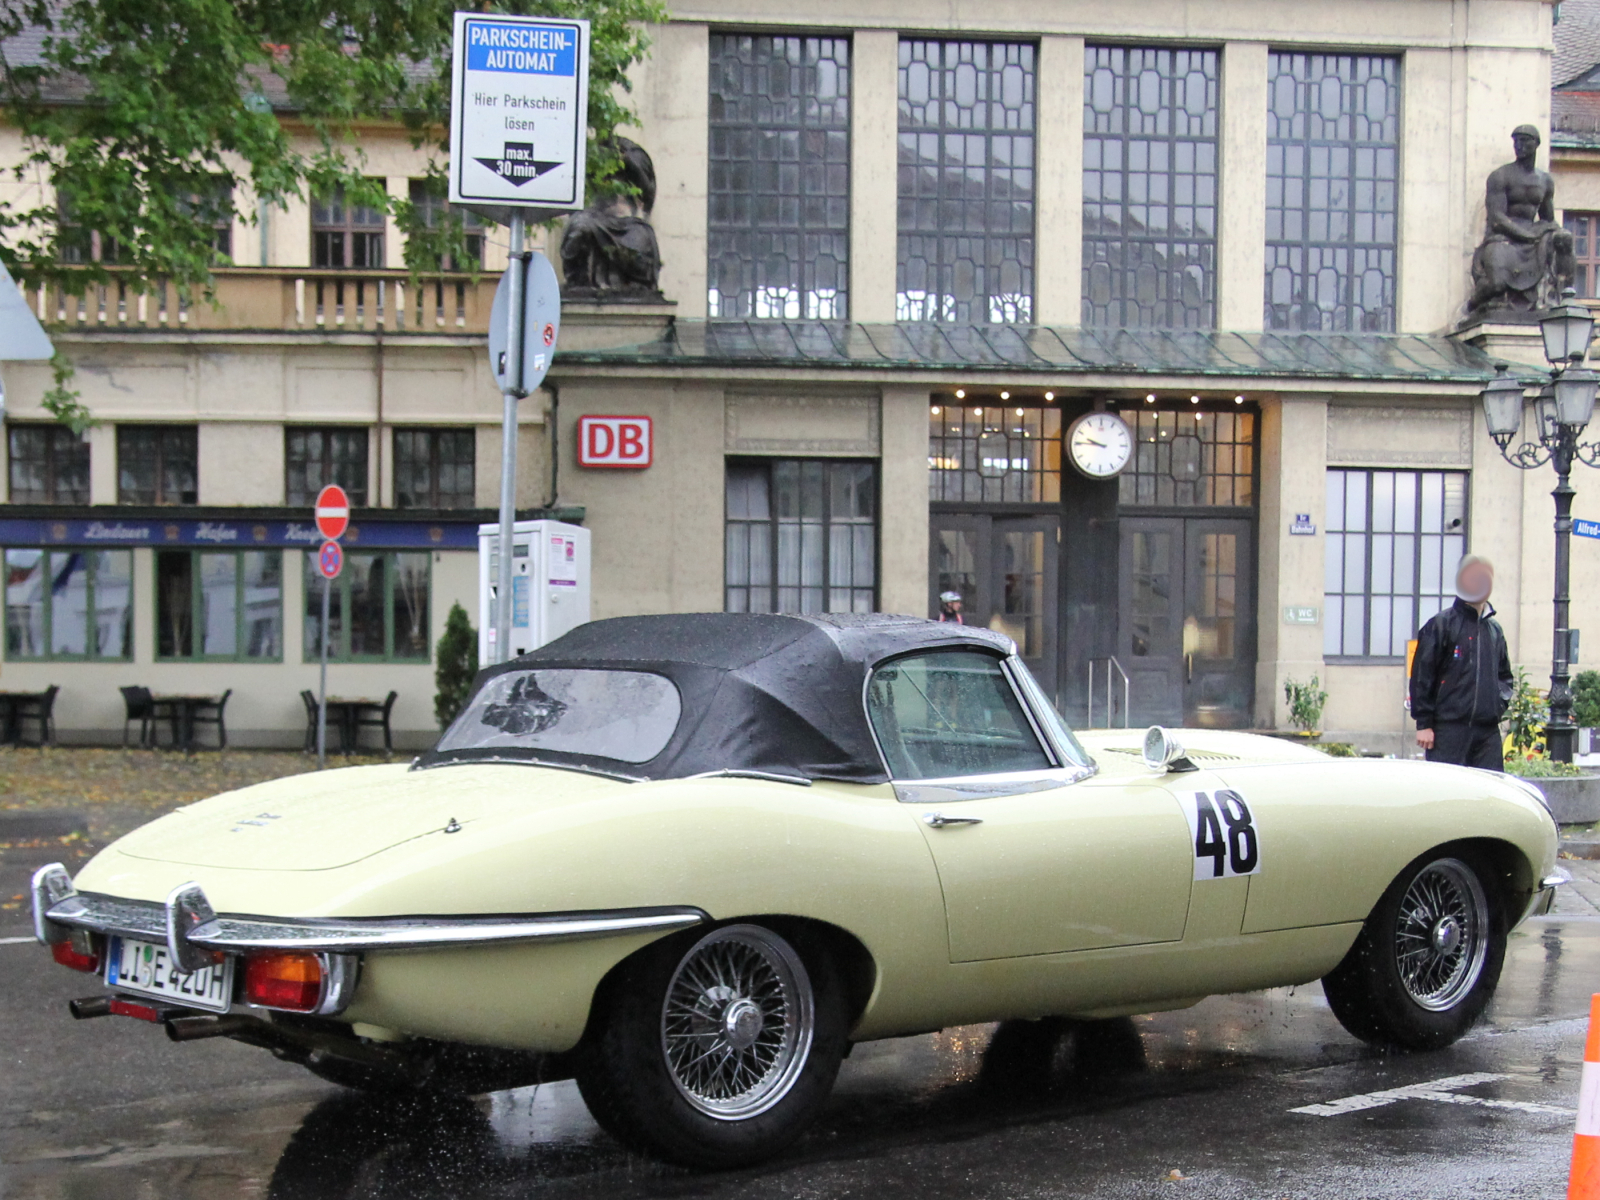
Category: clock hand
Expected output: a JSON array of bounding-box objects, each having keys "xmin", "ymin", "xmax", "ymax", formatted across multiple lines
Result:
[{"xmin": 1078, "ymin": 436, "xmax": 1107, "ymax": 448}]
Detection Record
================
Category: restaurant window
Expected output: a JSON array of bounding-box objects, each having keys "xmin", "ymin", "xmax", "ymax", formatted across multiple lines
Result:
[
  {"xmin": 117, "ymin": 425, "xmax": 198, "ymax": 505},
  {"xmin": 707, "ymin": 33, "xmax": 851, "ymax": 320},
  {"xmin": 311, "ymin": 186, "xmax": 386, "ymax": 269},
  {"xmin": 928, "ymin": 404, "xmax": 1061, "ymax": 503},
  {"xmin": 725, "ymin": 459, "xmax": 876, "ymax": 614},
  {"xmin": 4, "ymin": 548, "xmax": 133, "ymax": 660},
  {"xmin": 394, "ymin": 428, "xmax": 475, "ymax": 509},
  {"xmin": 898, "ymin": 39, "xmax": 1035, "ymax": 323},
  {"xmin": 1120, "ymin": 409, "xmax": 1256, "ymax": 507},
  {"xmin": 1265, "ymin": 53, "xmax": 1399, "ymax": 332},
  {"xmin": 9, "ymin": 425, "xmax": 90, "ymax": 504},
  {"xmin": 156, "ymin": 550, "xmax": 282, "ymax": 661},
  {"xmin": 408, "ymin": 179, "xmax": 485, "ymax": 269},
  {"xmin": 1566, "ymin": 212, "xmax": 1600, "ymax": 297},
  {"xmin": 1083, "ymin": 45, "xmax": 1218, "ymax": 329},
  {"xmin": 286, "ymin": 427, "xmax": 368, "ymax": 507},
  {"xmin": 1324, "ymin": 469, "xmax": 1467, "ymax": 658},
  {"xmin": 303, "ymin": 550, "xmax": 430, "ymax": 661}
]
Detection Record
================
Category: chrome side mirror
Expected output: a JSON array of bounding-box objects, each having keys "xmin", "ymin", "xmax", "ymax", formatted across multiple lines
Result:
[{"xmin": 1142, "ymin": 726, "xmax": 1198, "ymax": 773}]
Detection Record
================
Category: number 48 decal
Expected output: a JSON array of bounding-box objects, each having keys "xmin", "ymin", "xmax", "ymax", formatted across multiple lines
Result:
[{"xmin": 1177, "ymin": 790, "xmax": 1261, "ymax": 880}]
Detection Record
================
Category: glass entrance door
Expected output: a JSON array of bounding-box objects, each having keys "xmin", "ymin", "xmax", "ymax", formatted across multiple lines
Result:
[
  {"xmin": 1118, "ymin": 516, "xmax": 1253, "ymax": 728},
  {"xmin": 931, "ymin": 514, "xmax": 1058, "ymax": 695}
]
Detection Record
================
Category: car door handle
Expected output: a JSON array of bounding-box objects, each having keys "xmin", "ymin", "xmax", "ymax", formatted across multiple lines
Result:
[{"xmin": 923, "ymin": 812, "xmax": 983, "ymax": 828}]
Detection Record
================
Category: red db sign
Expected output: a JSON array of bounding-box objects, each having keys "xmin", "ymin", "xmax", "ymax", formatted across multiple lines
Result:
[{"xmin": 577, "ymin": 415, "xmax": 652, "ymax": 469}]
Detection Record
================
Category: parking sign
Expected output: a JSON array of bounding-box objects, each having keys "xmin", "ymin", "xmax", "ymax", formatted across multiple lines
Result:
[{"xmin": 449, "ymin": 13, "xmax": 590, "ymax": 214}]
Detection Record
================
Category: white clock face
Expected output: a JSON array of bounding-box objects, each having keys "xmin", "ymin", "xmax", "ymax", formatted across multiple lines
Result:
[{"xmin": 1067, "ymin": 412, "xmax": 1134, "ymax": 479}]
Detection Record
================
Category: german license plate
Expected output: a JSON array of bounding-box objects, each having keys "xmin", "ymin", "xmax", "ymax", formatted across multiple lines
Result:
[{"xmin": 104, "ymin": 936, "xmax": 234, "ymax": 1013}]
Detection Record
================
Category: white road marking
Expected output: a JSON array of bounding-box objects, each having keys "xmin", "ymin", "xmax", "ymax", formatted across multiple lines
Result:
[
  {"xmin": 0, "ymin": 936, "xmax": 38, "ymax": 945},
  {"xmin": 1291, "ymin": 1071, "xmax": 1573, "ymax": 1118}
]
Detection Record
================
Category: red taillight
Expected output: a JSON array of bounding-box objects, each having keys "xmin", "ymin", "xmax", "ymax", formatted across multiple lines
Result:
[
  {"xmin": 50, "ymin": 931, "xmax": 101, "ymax": 973},
  {"xmin": 244, "ymin": 951, "xmax": 324, "ymax": 1012}
]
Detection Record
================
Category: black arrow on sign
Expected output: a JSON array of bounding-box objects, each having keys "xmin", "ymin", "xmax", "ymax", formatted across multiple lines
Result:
[{"xmin": 475, "ymin": 142, "xmax": 564, "ymax": 187}]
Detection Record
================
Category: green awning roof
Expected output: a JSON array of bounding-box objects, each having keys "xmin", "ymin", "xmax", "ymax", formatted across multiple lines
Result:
[{"xmin": 558, "ymin": 321, "xmax": 1497, "ymax": 383}]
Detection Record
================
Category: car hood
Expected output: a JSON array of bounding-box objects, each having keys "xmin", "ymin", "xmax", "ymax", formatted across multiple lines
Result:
[
  {"xmin": 1076, "ymin": 728, "xmax": 1334, "ymax": 773},
  {"xmin": 109, "ymin": 762, "xmax": 623, "ymax": 872}
]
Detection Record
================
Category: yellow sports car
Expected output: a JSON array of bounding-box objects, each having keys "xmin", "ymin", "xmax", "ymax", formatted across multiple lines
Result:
[{"xmin": 30, "ymin": 614, "xmax": 1563, "ymax": 1168}]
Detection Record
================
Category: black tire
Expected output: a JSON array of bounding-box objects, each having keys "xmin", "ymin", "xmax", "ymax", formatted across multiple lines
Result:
[
  {"xmin": 575, "ymin": 922, "xmax": 850, "ymax": 1169},
  {"xmin": 1322, "ymin": 849, "xmax": 1507, "ymax": 1051}
]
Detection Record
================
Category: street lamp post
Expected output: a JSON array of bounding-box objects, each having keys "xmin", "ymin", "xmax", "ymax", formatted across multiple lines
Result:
[{"xmin": 1478, "ymin": 289, "xmax": 1600, "ymax": 763}]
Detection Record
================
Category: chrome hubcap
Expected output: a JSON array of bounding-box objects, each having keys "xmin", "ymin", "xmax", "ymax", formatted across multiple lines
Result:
[
  {"xmin": 660, "ymin": 925, "xmax": 815, "ymax": 1120},
  {"xmin": 1394, "ymin": 858, "xmax": 1489, "ymax": 1012}
]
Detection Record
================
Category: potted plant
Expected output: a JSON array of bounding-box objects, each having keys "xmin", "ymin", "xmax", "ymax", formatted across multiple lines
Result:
[
  {"xmin": 1573, "ymin": 669, "xmax": 1600, "ymax": 755},
  {"xmin": 1280, "ymin": 675, "xmax": 1328, "ymax": 742}
]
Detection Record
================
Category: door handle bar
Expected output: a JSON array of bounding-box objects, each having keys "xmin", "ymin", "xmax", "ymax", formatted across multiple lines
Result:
[{"xmin": 923, "ymin": 812, "xmax": 983, "ymax": 828}]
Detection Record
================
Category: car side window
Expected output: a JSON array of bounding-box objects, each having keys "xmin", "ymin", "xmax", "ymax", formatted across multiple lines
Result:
[{"xmin": 866, "ymin": 650, "xmax": 1053, "ymax": 779}]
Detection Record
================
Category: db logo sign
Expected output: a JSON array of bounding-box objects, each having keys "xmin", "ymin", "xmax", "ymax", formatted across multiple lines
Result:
[{"xmin": 577, "ymin": 415, "xmax": 652, "ymax": 469}]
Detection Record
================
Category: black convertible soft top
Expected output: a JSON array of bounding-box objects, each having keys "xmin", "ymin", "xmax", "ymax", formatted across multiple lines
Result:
[{"xmin": 416, "ymin": 612, "xmax": 1013, "ymax": 783}]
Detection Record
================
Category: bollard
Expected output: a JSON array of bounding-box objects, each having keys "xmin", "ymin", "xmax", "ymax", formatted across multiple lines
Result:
[{"xmin": 1570, "ymin": 994, "xmax": 1600, "ymax": 1199}]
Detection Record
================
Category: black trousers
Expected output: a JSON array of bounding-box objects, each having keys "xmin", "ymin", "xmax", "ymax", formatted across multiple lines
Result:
[{"xmin": 1424, "ymin": 722, "xmax": 1503, "ymax": 770}]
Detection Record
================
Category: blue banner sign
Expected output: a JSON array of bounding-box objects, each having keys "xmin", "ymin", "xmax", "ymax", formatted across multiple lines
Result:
[
  {"xmin": 465, "ymin": 22, "xmax": 578, "ymax": 76},
  {"xmin": 0, "ymin": 517, "xmax": 479, "ymax": 550},
  {"xmin": 1576, "ymin": 519, "xmax": 1600, "ymax": 540}
]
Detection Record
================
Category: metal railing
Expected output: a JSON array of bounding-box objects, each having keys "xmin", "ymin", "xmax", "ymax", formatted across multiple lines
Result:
[
  {"xmin": 1086, "ymin": 656, "xmax": 1130, "ymax": 729},
  {"xmin": 27, "ymin": 268, "xmax": 497, "ymax": 335}
]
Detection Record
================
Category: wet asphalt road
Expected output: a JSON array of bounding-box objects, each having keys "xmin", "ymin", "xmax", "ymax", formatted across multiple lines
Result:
[{"xmin": 3, "ymin": 856, "xmax": 1600, "ymax": 1200}]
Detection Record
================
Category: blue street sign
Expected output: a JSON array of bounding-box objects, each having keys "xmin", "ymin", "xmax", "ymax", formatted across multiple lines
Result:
[
  {"xmin": 1576, "ymin": 519, "xmax": 1600, "ymax": 540},
  {"xmin": 317, "ymin": 539, "xmax": 344, "ymax": 580}
]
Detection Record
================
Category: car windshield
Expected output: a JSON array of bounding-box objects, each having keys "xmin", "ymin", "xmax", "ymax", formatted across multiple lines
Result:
[{"xmin": 437, "ymin": 669, "xmax": 682, "ymax": 764}]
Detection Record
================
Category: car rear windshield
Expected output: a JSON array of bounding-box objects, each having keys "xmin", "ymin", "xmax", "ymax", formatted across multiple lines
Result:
[{"xmin": 437, "ymin": 669, "xmax": 682, "ymax": 763}]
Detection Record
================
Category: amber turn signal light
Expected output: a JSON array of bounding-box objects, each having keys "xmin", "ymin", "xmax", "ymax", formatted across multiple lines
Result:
[
  {"xmin": 50, "ymin": 930, "xmax": 101, "ymax": 974},
  {"xmin": 244, "ymin": 951, "xmax": 324, "ymax": 1011}
]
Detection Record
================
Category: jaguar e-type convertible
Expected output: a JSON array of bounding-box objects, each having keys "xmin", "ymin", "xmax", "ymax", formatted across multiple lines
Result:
[{"xmin": 31, "ymin": 613, "xmax": 1563, "ymax": 1167}]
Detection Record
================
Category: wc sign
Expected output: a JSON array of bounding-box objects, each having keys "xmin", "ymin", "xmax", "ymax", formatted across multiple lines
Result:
[{"xmin": 577, "ymin": 415, "xmax": 652, "ymax": 469}]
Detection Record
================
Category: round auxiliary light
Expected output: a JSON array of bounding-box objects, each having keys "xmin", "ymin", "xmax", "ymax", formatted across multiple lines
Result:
[
  {"xmin": 1146, "ymin": 393, "xmax": 1156, "ymax": 403},
  {"xmin": 1044, "ymin": 391, "xmax": 1055, "ymax": 400},
  {"xmin": 1234, "ymin": 395, "xmax": 1245, "ymax": 404},
  {"xmin": 1190, "ymin": 395, "xmax": 1200, "ymax": 404},
  {"xmin": 1000, "ymin": 391, "xmax": 1011, "ymax": 400},
  {"xmin": 955, "ymin": 389, "xmax": 966, "ymax": 399}
]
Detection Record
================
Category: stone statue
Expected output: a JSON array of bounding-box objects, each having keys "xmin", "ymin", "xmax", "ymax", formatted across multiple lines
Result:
[
  {"xmin": 1465, "ymin": 125, "xmax": 1576, "ymax": 321},
  {"xmin": 559, "ymin": 138, "xmax": 664, "ymax": 301}
]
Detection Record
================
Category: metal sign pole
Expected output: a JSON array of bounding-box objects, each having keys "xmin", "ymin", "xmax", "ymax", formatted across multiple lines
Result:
[
  {"xmin": 495, "ymin": 214, "xmax": 528, "ymax": 665},
  {"xmin": 318, "ymin": 573, "xmax": 330, "ymax": 769}
]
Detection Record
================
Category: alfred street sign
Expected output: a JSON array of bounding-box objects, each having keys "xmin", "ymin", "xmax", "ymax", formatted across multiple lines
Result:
[
  {"xmin": 314, "ymin": 484, "xmax": 350, "ymax": 541},
  {"xmin": 489, "ymin": 251, "xmax": 562, "ymax": 395},
  {"xmin": 448, "ymin": 12, "xmax": 590, "ymax": 219}
]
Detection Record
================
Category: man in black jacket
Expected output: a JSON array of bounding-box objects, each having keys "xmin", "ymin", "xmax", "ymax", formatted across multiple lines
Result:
[{"xmin": 1409, "ymin": 555, "xmax": 1515, "ymax": 769}]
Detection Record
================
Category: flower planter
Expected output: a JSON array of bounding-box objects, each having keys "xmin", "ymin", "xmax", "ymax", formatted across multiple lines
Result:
[{"xmin": 1526, "ymin": 774, "xmax": 1600, "ymax": 824}]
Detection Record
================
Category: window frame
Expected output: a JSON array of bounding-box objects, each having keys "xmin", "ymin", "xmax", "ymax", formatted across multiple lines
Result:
[
  {"xmin": 117, "ymin": 424, "xmax": 199, "ymax": 506},
  {"xmin": 1566, "ymin": 211, "xmax": 1600, "ymax": 298},
  {"xmin": 285, "ymin": 426, "xmax": 370, "ymax": 507},
  {"xmin": 8, "ymin": 424, "xmax": 90, "ymax": 504},
  {"xmin": 311, "ymin": 185, "xmax": 387, "ymax": 270},
  {"xmin": 1323, "ymin": 467, "xmax": 1469, "ymax": 663},
  {"xmin": 407, "ymin": 179, "xmax": 485, "ymax": 271},
  {"xmin": 896, "ymin": 37, "xmax": 1037, "ymax": 325},
  {"xmin": 393, "ymin": 427, "xmax": 476, "ymax": 510},
  {"xmin": 154, "ymin": 548, "xmax": 284, "ymax": 663},
  {"xmin": 302, "ymin": 548, "xmax": 431, "ymax": 663},
  {"xmin": 4, "ymin": 547, "xmax": 134, "ymax": 662},
  {"xmin": 724, "ymin": 457, "xmax": 879, "ymax": 615}
]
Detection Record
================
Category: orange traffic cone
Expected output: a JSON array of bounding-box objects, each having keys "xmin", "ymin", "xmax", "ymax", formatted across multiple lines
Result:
[{"xmin": 1570, "ymin": 994, "xmax": 1600, "ymax": 1199}]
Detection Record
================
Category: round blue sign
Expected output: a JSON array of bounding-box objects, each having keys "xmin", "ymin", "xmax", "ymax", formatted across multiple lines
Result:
[{"xmin": 317, "ymin": 539, "xmax": 343, "ymax": 580}]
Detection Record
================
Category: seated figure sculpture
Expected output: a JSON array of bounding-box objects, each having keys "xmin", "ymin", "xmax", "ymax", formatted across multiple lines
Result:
[
  {"xmin": 1465, "ymin": 125, "xmax": 1576, "ymax": 321},
  {"xmin": 559, "ymin": 138, "xmax": 664, "ymax": 301}
]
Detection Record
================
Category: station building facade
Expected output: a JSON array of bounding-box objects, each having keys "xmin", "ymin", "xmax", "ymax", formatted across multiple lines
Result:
[{"xmin": 1, "ymin": 0, "xmax": 1595, "ymax": 752}]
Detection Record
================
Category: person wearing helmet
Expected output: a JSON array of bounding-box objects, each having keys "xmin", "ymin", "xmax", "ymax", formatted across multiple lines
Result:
[
  {"xmin": 937, "ymin": 590, "xmax": 964, "ymax": 623},
  {"xmin": 1408, "ymin": 554, "xmax": 1514, "ymax": 769}
]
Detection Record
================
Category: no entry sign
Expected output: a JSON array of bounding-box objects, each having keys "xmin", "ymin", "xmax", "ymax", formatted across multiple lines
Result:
[
  {"xmin": 448, "ymin": 13, "xmax": 591, "ymax": 216},
  {"xmin": 317, "ymin": 540, "xmax": 343, "ymax": 580},
  {"xmin": 314, "ymin": 484, "xmax": 350, "ymax": 540},
  {"xmin": 577, "ymin": 415, "xmax": 652, "ymax": 469}
]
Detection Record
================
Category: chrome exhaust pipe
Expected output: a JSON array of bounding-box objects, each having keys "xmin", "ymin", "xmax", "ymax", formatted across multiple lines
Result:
[
  {"xmin": 165, "ymin": 1015, "xmax": 266, "ymax": 1042},
  {"xmin": 68, "ymin": 996, "xmax": 113, "ymax": 1020}
]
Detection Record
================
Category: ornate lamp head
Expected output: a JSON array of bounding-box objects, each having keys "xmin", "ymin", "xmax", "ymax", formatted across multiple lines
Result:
[
  {"xmin": 1479, "ymin": 363, "xmax": 1526, "ymax": 449},
  {"xmin": 1555, "ymin": 365, "xmax": 1599, "ymax": 430},
  {"xmin": 1541, "ymin": 288, "xmax": 1596, "ymax": 366}
]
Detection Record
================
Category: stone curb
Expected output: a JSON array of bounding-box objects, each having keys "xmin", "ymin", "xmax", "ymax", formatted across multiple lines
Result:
[
  {"xmin": 1561, "ymin": 839, "xmax": 1600, "ymax": 861},
  {"xmin": 0, "ymin": 810, "xmax": 88, "ymax": 840}
]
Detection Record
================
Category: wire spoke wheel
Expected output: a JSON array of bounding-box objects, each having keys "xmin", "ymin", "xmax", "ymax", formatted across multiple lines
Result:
[
  {"xmin": 660, "ymin": 925, "xmax": 814, "ymax": 1121},
  {"xmin": 1392, "ymin": 858, "xmax": 1490, "ymax": 1012}
]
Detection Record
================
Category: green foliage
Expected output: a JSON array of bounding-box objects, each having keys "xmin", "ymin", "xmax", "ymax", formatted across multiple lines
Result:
[
  {"xmin": 0, "ymin": 0, "xmax": 669, "ymax": 294},
  {"xmin": 39, "ymin": 352, "xmax": 95, "ymax": 434},
  {"xmin": 1283, "ymin": 675, "xmax": 1328, "ymax": 733},
  {"xmin": 1574, "ymin": 670, "xmax": 1600, "ymax": 728},
  {"xmin": 1505, "ymin": 666, "xmax": 1549, "ymax": 758},
  {"xmin": 433, "ymin": 602, "xmax": 478, "ymax": 730},
  {"xmin": 1317, "ymin": 742, "xmax": 1358, "ymax": 758},
  {"xmin": 1501, "ymin": 756, "xmax": 1586, "ymax": 779}
]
